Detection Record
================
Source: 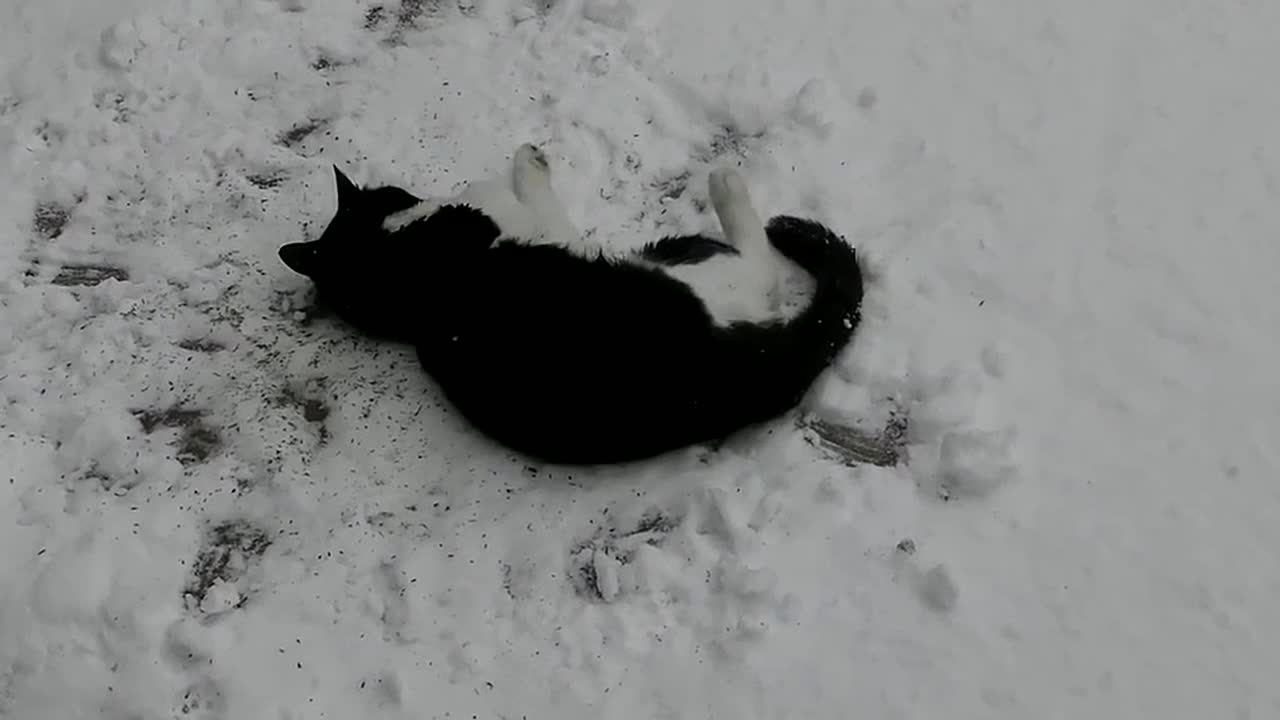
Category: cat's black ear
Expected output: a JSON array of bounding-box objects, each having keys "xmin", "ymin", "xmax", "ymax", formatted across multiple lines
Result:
[
  {"xmin": 279, "ymin": 242, "xmax": 318, "ymax": 276},
  {"xmin": 333, "ymin": 165, "xmax": 358, "ymax": 208}
]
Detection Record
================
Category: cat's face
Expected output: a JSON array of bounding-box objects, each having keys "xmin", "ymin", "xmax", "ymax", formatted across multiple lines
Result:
[{"xmin": 279, "ymin": 166, "xmax": 422, "ymax": 339}]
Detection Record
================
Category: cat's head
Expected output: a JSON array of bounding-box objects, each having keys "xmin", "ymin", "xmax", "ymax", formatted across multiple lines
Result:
[
  {"xmin": 278, "ymin": 166, "xmax": 420, "ymax": 281},
  {"xmin": 278, "ymin": 166, "xmax": 424, "ymax": 339}
]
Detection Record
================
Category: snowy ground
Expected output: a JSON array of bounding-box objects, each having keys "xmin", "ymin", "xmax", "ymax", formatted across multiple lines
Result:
[{"xmin": 3, "ymin": 0, "xmax": 1279, "ymax": 718}]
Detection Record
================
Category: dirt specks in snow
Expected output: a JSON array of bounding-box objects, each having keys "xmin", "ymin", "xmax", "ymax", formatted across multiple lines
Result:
[
  {"xmin": 133, "ymin": 406, "xmax": 222, "ymax": 466},
  {"xmin": 176, "ymin": 337, "xmax": 228, "ymax": 353},
  {"xmin": 364, "ymin": 5, "xmax": 388, "ymax": 29},
  {"xmin": 396, "ymin": 0, "xmax": 442, "ymax": 30},
  {"xmin": 698, "ymin": 124, "xmax": 763, "ymax": 163},
  {"xmin": 275, "ymin": 381, "xmax": 332, "ymax": 440},
  {"xmin": 365, "ymin": 0, "xmax": 445, "ymax": 43},
  {"xmin": 33, "ymin": 202, "xmax": 71, "ymax": 240},
  {"xmin": 278, "ymin": 118, "xmax": 330, "ymax": 149},
  {"xmin": 183, "ymin": 520, "xmax": 273, "ymax": 613},
  {"xmin": 801, "ymin": 410, "xmax": 909, "ymax": 468},
  {"xmin": 50, "ymin": 263, "xmax": 130, "ymax": 287},
  {"xmin": 245, "ymin": 171, "xmax": 288, "ymax": 189},
  {"xmin": 569, "ymin": 510, "xmax": 680, "ymax": 602},
  {"xmin": 652, "ymin": 170, "xmax": 691, "ymax": 202}
]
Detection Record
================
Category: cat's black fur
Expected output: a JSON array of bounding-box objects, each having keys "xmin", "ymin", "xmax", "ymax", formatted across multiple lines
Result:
[
  {"xmin": 279, "ymin": 167, "xmax": 864, "ymax": 466},
  {"xmin": 635, "ymin": 234, "xmax": 737, "ymax": 265}
]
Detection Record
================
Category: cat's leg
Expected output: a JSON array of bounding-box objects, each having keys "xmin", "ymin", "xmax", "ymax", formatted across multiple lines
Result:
[
  {"xmin": 708, "ymin": 168, "xmax": 770, "ymax": 252},
  {"xmin": 511, "ymin": 143, "xmax": 582, "ymax": 246},
  {"xmin": 511, "ymin": 143, "xmax": 550, "ymax": 204},
  {"xmin": 708, "ymin": 168, "xmax": 783, "ymax": 312}
]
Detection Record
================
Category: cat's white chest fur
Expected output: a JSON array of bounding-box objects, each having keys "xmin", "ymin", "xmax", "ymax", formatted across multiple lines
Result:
[
  {"xmin": 655, "ymin": 249, "xmax": 813, "ymax": 326},
  {"xmin": 384, "ymin": 176, "xmax": 563, "ymax": 244}
]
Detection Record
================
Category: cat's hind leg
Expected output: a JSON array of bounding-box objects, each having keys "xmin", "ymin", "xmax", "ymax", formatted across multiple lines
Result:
[
  {"xmin": 511, "ymin": 143, "xmax": 582, "ymax": 245},
  {"xmin": 707, "ymin": 168, "xmax": 783, "ymax": 312}
]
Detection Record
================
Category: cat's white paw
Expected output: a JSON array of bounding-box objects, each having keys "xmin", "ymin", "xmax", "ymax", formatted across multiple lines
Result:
[
  {"xmin": 707, "ymin": 168, "xmax": 767, "ymax": 253},
  {"xmin": 510, "ymin": 142, "xmax": 582, "ymax": 245},
  {"xmin": 513, "ymin": 143, "xmax": 550, "ymax": 178},
  {"xmin": 708, "ymin": 167, "xmax": 750, "ymax": 216}
]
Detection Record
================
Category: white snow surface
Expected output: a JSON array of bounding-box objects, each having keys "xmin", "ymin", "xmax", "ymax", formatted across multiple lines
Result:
[{"xmin": 2, "ymin": 0, "xmax": 1279, "ymax": 718}]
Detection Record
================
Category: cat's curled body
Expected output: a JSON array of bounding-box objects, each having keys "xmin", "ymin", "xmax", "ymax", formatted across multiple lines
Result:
[{"xmin": 278, "ymin": 145, "xmax": 864, "ymax": 465}]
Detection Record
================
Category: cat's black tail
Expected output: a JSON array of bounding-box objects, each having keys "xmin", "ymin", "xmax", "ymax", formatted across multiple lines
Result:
[{"xmin": 759, "ymin": 214, "xmax": 864, "ymax": 384}]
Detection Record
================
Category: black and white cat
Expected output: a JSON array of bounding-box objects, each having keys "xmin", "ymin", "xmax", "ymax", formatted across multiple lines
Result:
[{"xmin": 278, "ymin": 144, "xmax": 864, "ymax": 465}]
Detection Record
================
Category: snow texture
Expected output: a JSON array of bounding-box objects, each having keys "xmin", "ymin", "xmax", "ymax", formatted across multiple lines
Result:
[{"xmin": 2, "ymin": 0, "xmax": 1279, "ymax": 718}]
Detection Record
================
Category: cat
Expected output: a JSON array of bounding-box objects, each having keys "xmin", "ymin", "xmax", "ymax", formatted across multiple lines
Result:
[{"xmin": 278, "ymin": 143, "xmax": 864, "ymax": 465}]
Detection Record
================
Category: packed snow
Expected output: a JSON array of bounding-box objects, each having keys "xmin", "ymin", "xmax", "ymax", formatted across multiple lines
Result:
[{"xmin": 2, "ymin": 0, "xmax": 1279, "ymax": 718}]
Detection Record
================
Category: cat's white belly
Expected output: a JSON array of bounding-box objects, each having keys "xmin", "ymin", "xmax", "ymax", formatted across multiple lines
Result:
[
  {"xmin": 455, "ymin": 179, "xmax": 547, "ymax": 241},
  {"xmin": 659, "ymin": 252, "xmax": 813, "ymax": 326}
]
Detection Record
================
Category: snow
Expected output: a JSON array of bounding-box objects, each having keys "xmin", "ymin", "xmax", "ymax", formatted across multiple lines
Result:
[{"xmin": 2, "ymin": 0, "xmax": 1278, "ymax": 717}]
